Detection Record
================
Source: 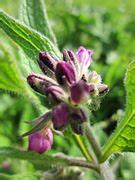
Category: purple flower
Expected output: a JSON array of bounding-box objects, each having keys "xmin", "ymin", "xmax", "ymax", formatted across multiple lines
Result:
[
  {"xmin": 76, "ymin": 46, "xmax": 93, "ymax": 68},
  {"xmin": 28, "ymin": 129, "xmax": 53, "ymax": 154},
  {"xmin": 70, "ymin": 80, "xmax": 95, "ymax": 104},
  {"xmin": 55, "ymin": 62, "xmax": 76, "ymax": 85},
  {"xmin": 52, "ymin": 104, "xmax": 69, "ymax": 130}
]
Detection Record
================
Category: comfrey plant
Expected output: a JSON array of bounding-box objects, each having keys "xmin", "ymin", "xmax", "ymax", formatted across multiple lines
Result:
[
  {"xmin": 0, "ymin": 0, "xmax": 134, "ymax": 179},
  {"xmin": 25, "ymin": 47, "xmax": 108, "ymax": 153}
]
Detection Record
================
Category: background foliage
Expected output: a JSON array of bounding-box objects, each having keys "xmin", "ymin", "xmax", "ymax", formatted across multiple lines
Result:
[{"xmin": 0, "ymin": 0, "xmax": 134, "ymax": 179}]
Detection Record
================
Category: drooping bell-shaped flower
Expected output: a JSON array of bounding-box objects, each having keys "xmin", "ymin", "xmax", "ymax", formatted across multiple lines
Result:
[
  {"xmin": 52, "ymin": 103, "xmax": 69, "ymax": 130},
  {"xmin": 70, "ymin": 80, "xmax": 95, "ymax": 104},
  {"xmin": 28, "ymin": 128, "xmax": 53, "ymax": 154},
  {"xmin": 55, "ymin": 62, "xmax": 76, "ymax": 85}
]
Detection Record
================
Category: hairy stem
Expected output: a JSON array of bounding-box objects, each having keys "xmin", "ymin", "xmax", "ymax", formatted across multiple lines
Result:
[
  {"xmin": 53, "ymin": 153, "xmax": 99, "ymax": 172},
  {"xmin": 83, "ymin": 122, "xmax": 101, "ymax": 162},
  {"xmin": 82, "ymin": 122, "xmax": 115, "ymax": 179}
]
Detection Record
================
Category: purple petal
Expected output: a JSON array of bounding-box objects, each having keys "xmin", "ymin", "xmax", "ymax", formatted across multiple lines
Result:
[
  {"xmin": 52, "ymin": 104, "xmax": 69, "ymax": 130},
  {"xmin": 76, "ymin": 46, "xmax": 93, "ymax": 67},
  {"xmin": 55, "ymin": 62, "xmax": 76, "ymax": 85},
  {"xmin": 70, "ymin": 80, "xmax": 95, "ymax": 104}
]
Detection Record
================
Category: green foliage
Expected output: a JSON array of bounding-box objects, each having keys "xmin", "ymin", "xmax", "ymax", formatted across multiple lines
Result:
[
  {"xmin": 101, "ymin": 61, "xmax": 135, "ymax": 162},
  {"xmin": 0, "ymin": 10, "xmax": 60, "ymax": 63},
  {"xmin": 19, "ymin": 0, "xmax": 57, "ymax": 44}
]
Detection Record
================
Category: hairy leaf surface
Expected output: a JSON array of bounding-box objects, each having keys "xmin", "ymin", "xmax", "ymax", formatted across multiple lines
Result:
[
  {"xmin": 101, "ymin": 61, "xmax": 135, "ymax": 162},
  {"xmin": 19, "ymin": 0, "xmax": 56, "ymax": 44},
  {"xmin": 0, "ymin": 10, "xmax": 60, "ymax": 62}
]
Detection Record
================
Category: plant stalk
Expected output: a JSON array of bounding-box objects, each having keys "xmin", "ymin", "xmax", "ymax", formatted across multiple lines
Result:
[{"xmin": 82, "ymin": 122, "xmax": 101, "ymax": 162}]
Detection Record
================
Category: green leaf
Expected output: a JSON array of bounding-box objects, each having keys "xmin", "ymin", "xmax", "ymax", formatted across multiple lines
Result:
[
  {"xmin": 0, "ymin": 10, "xmax": 61, "ymax": 63},
  {"xmin": 101, "ymin": 61, "xmax": 135, "ymax": 162},
  {"xmin": 0, "ymin": 147, "xmax": 71, "ymax": 170},
  {"xmin": 0, "ymin": 44, "xmax": 44, "ymax": 113},
  {"xmin": 19, "ymin": 0, "xmax": 57, "ymax": 44}
]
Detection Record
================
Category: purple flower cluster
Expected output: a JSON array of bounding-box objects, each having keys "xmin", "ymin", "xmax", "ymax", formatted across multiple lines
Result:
[{"xmin": 26, "ymin": 47, "xmax": 108, "ymax": 154}]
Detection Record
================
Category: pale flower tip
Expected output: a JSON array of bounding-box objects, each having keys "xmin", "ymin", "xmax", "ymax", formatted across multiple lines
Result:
[{"xmin": 76, "ymin": 46, "xmax": 93, "ymax": 67}]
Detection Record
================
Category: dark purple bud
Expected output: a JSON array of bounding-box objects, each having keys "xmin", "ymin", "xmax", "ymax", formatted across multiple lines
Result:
[
  {"xmin": 46, "ymin": 85, "xmax": 64, "ymax": 103},
  {"xmin": 27, "ymin": 73, "xmax": 55, "ymax": 95},
  {"xmin": 55, "ymin": 62, "xmax": 76, "ymax": 85},
  {"xmin": 97, "ymin": 84, "xmax": 109, "ymax": 95},
  {"xmin": 28, "ymin": 129, "xmax": 53, "ymax": 154},
  {"xmin": 70, "ymin": 80, "xmax": 95, "ymax": 104},
  {"xmin": 52, "ymin": 104, "xmax": 69, "ymax": 130},
  {"xmin": 70, "ymin": 121, "xmax": 83, "ymax": 135},
  {"xmin": 70, "ymin": 108, "xmax": 88, "ymax": 123},
  {"xmin": 39, "ymin": 52, "xmax": 57, "ymax": 72},
  {"xmin": 63, "ymin": 50, "xmax": 77, "ymax": 63}
]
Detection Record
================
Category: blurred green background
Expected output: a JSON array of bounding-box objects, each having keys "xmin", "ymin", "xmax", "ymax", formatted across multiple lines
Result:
[{"xmin": 0, "ymin": 0, "xmax": 134, "ymax": 179}]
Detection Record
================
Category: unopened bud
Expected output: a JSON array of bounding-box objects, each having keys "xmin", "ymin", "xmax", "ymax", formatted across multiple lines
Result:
[
  {"xmin": 97, "ymin": 84, "xmax": 109, "ymax": 95},
  {"xmin": 55, "ymin": 62, "xmax": 76, "ymax": 85},
  {"xmin": 39, "ymin": 52, "xmax": 57, "ymax": 72},
  {"xmin": 46, "ymin": 85, "xmax": 64, "ymax": 103},
  {"xmin": 27, "ymin": 74, "xmax": 54, "ymax": 95},
  {"xmin": 52, "ymin": 104, "xmax": 69, "ymax": 130},
  {"xmin": 63, "ymin": 50, "xmax": 77, "ymax": 63}
]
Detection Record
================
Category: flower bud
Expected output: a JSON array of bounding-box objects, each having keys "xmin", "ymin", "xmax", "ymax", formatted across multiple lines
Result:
[
  {"xmin": 27, "ymin": 73, "xmax": 54, "ymax": 95},
  {"xmin": 70, "ymin": 108, "xmax": 88, "ymax": 123},
  {"xmin": 55, "ymin": 62, "xmax": 76, "ymax": 85},
  {"xmin": 70, "ymin": 121, "xmax": 83, "ymax": 135},
  {"xmin": 28, "ymin": 129, "xmax": 53, "ymax": 154},
  {"xmin": 52, "ymin": 104, "xmax": 69, "ymax": 130},
  {"xmin": 39, "ymin": 52, "xmax": 57, "ymax": 72},
  {"xmin": 63, "ymin": 50, "xmax": 77, "ymax": 63},
  {"xmin": 88, "ymin": 71, "xmax": 101, "ymax": 84},
  {"xmin": 46, "ymin": 85, "xmax": 64, "ymax": 103},
  {"xmin": 70, "ymin": 80, "xmax": 95, "ymax": 104},
  {"xmin": 76, "ymin": 46, "xmax": 93, "ymax": 68},
  {"xmin": 97, "ymin": 84, "xmax": 109, "ymax": 95}
]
